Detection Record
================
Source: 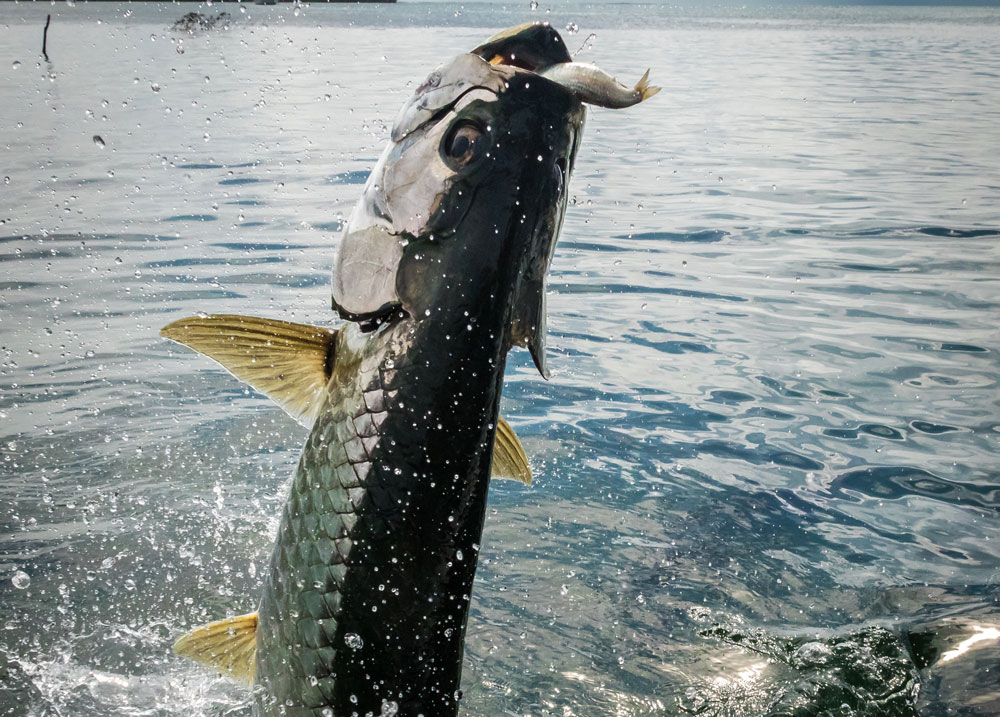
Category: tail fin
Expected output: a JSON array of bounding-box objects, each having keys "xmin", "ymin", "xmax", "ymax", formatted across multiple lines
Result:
[{"xmin": 634, "ymin": 69, "xmax": 661, "ymax": 102}]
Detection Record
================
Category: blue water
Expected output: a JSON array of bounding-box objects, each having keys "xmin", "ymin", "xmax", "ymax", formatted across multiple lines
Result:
[{"xmin": 1, "ymin": 2, "xmax": 998, "ymax": 715}]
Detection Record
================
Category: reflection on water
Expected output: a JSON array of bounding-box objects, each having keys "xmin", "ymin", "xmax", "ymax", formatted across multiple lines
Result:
[
  {"xmin": 939, "ymin": 626, "xmax": 1000, "ymax": 664},
  {"xmin": 1, "ymin": 1, "xmax": 999, "ymax": 716}
]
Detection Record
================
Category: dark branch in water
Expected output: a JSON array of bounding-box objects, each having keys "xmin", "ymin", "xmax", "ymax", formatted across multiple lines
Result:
[{"xmin": 42, "ymin": 14, "xmax": 51, "ymax": 61}]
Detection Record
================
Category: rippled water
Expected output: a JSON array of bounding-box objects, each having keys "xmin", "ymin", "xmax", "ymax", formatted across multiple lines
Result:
[{"xmin": 2, "ymin": 2, "xmax": 999, "ymax": 716}]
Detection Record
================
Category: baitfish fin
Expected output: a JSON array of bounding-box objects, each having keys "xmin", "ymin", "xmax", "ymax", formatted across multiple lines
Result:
[
  {"xmin": 173, "ymin": 612, "xmax": 257, "ymax": 684},
  {"xmin": 160, "ymin": 314, "xmax": 337, "ymax": 427},
  {"xmin": 493, "ymin": 417, "xmax": 532, "ymax": 484},
  {"xmin": 162, "ymin": 314, "xmax": 533, "ymax": 482}
]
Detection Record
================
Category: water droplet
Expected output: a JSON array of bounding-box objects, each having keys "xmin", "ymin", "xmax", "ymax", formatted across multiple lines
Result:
[
  {"xmin": 455, "ymin": 550, "xmax": 463, "ymax": 561},
  {"xmin": 345, "ymin": 632, "xmax": 363, "ymax": 649},
  {"xmin": 565, "ymin": 22, "xmax": 579, "ymax": 34},
  {"xmin": 529, "ymin": 0, "xmax": 538, "ymax": 9},
  {"xmin": 384, "ymin": 358, "xmax": 395, "ymax": 369},
  {"xmin": 12, "ymin": 61, "xmax": 21, "ymax": 70},
  {"xmin": 617, "ymin": 655, "xmax": 625, "ymax": 665},
  {"xmin": 381, "ymin": 702, "xmax": 398, "ymax": 717},
  {"xmin": 151, "ymin": 83, "xmax": 160, "ymax": 93},
  {"xmin": 92, "ymin": 135, "xmax": 106, "ymax": 149},
  {"xmin": 11, "ymin": 571, "xmax": 30, "ymax": 589}
]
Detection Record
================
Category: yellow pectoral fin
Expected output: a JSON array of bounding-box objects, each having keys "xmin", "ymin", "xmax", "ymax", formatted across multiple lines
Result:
[
  {"xmin": 491, "ymin": 417, "xmax": 532, "ymax": 484},
  {"xmin": 161, "ymin": 314, "xmax": 337, "ymax": 428},
  {"xmin": 174, "ymin": 612, "xmax": 258, "ymax": 684}
]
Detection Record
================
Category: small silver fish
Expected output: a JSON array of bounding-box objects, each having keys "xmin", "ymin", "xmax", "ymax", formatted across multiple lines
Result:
[{"xmin": 540, "ymin": 63, "xmax": 660, "ymax": 109}]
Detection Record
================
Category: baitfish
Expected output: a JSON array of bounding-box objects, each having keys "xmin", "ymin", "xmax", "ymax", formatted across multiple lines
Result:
[
  {"xmin": 164, "ymin": 23, "xmax": 656, "ymax": 717},
  {"xmin": 539, "ymin": 64, "xmax": 660, "ymax": 109}
]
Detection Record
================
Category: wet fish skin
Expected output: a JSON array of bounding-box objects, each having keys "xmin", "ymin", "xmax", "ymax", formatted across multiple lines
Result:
[
  {"xmin": 540, "ymin": 63, "xmax": 660, "ymax": 109},
  {"xmin": 252, "ymin": 63, "xmax": 586, "ymax": 717}
]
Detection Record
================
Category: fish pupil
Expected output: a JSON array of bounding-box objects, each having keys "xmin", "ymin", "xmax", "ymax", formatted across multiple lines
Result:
[
  {"xmin": 443, "ymin": 121, "xmax": 487, "ymax": 169},
  {"xmin": 452, "ymin": 134, "xmax": 471, "ymax": 157}
]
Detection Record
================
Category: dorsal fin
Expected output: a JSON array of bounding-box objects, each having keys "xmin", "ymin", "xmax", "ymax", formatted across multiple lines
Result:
[
  {"xmin": 493, "ymin": 417, "xmax": 532, "ymax": 484},
  {"xmin": 174, "ymin": 612, "xmax": 257, "ymax": 684},
  {"xmin": 161, "ymin": 314, "xmax": 337, "ymax": 427}
]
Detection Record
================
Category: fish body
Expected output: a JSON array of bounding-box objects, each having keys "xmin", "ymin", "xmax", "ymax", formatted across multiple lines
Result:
[
  {"xmin": 254, "ymin": 319, "xmax": 498, "ymax": 716},
  {"xmin": 539, "ymin": 63, "xmax": 660, "ymax": 109},
  {"xmin": 166, "ymin": 23, "xmax": 656, "ymax": 717},
  {"xmin": 255, "ymin": 62, "xmax": 584, "ymax": 713}
]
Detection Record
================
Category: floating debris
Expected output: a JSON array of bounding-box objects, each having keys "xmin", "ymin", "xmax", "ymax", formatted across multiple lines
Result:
[{"xmin": 171, "ymin": 12, "xmax": 232, "ymax": 33}]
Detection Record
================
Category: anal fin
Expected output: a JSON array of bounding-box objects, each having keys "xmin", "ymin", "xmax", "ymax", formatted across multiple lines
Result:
[
  {"xmin": 491, "ymin": 417, "xmax": 532, "ymax": 484},
  {"xmin": 174, "ymin": 612, "xmax": 257, "ymax": 684}
]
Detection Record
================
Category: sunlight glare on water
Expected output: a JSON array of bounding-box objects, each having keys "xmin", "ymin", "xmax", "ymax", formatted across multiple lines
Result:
[{"xmin": 1, "ymin": 1, "xmax": 999, "ymax": 716}]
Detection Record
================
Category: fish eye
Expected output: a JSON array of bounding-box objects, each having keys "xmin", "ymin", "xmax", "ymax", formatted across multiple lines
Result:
[{"xmin": 442, "ymin": 121, "xmax": 487, "ymax": 170}]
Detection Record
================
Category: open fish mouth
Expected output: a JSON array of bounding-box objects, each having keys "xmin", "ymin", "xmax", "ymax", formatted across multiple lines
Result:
[{"xmin": 474, "ymin": 22, "xmax": 661, "ymax": 109}]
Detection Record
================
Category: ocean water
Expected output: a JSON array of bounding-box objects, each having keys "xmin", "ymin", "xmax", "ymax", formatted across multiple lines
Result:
[{"xmin": 1, "ymin": 1, "xmax": 999, "ymax": 715}]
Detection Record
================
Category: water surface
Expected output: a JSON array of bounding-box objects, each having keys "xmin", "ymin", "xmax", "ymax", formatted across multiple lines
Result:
[{"xmin": 1, "ymin": 2, "xmax": 999, "ymax": 715}]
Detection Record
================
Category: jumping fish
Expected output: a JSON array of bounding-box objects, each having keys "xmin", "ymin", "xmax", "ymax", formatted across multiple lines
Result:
[{"xmin": 165, "ymin": 23, "xmax": 656, "ymax": 717}]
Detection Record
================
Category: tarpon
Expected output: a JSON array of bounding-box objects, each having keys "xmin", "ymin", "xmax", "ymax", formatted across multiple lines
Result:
[{"xmin": 164, "ymin": 23, "xmax": 656, "ymax": 717}]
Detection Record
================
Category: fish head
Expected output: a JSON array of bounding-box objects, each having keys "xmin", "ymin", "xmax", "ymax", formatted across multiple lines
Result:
[{"xmin": 332, "ymin": 35, "xmax": 584, "ymax": 377}]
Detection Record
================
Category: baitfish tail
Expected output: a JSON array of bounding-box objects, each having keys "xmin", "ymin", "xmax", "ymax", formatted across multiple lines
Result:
[{"xmin": 634, "ymin": 68, "xmax": 661, "ymax": 102}]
